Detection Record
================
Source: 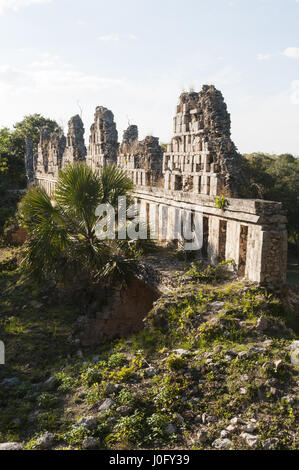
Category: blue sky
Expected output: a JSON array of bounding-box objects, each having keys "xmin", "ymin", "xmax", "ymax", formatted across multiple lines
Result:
[{"xmin": 0, "ymin": 0, "xmax": 298, "ymax": 154}]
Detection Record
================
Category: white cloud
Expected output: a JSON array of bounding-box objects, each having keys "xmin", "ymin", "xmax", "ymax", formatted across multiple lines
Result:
[
  {"xmin": 283, "ymin": 47, "xmax": 299, "ymax": 59},
  {"xmin": 257, "ymin": 53, "xmax": 271, "ymax": 61},
  {"xmin": 0, "ymin": 54, "xmax": 124, "ymax": 95},
  {"xmin": 128, "ymin": 34, "xmax": 137, "ymax": 40},
  {"xmin": 0, "ymin": 0, "xmax": 52, "ymax": 14},
  {"xmin": 99, "ymin": 34, "xmax": 119, "ymax": 42}
]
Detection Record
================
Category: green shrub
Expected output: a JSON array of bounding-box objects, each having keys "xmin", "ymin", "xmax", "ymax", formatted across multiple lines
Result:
[
  {"xmin": 107, "ymin": 353, "xmax": 127, "ymax": 369},
  {"xmin": 37, "ymin": 393, "xmax": 59, "ymax": 410},
  {"xmin": 65, "ymin": 426, "xmax": 90, "ymax": 446},
  {"xmin": 114, "ymin": 410, "xmax": 146, "ymax": 444},
  {"xmin": 166, "ymin": 355, "xmax": 187, "ymax": 371}
]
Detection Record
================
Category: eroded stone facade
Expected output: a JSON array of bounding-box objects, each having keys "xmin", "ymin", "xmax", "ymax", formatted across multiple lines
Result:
[
  {"xmin": 118, "ymin": 127, "xmax": 163, "ymax": 187},
  {"xmin": 163, "ymin": 86, "xmax": 243, "ymax": 197},
  {"xmin": 32, "ymin": 115, "xmax": 86, "ymax": 192},
  {"xmin": 27, "ymin": 85, "xmax": 288, "ymax": 286},
  {"xmin": 87, "ymin": 106, "xmax": 118, "ymax": 171}
]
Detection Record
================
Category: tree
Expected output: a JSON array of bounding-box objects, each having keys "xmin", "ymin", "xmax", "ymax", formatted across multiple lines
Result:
[
  {"xmin": 20, "ymin": 164, "xmax": 139, "ymax": 286},
  {"xmin": 13, "ymin": 114, "xmax": 61, "ymax": 151},
  {"xmin": 242, "ymin": 153, "xmax": 299, "ymax": 260},
  {"xmin": 0, "ymin": 114, "xmax": 61, "ymax": 189}
]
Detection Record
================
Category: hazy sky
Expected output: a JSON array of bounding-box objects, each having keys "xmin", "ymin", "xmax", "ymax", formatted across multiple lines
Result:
[{"xmin": 0, "ymin": 0, "xmax": 298, "ymax": 155}]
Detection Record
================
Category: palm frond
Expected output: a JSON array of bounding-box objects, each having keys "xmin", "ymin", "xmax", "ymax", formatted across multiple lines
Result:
[{"xmin": 99, "ymin": 164, "xmax": 134, "ymax": 207}]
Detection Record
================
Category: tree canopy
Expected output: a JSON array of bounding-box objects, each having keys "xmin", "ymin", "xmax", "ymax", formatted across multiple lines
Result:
[
  {"xmin": 0, "ymin": 114, "xmax": 61, "ymax": 189},
  {"xmin": 241, "ymin": 152, "xmax": 299, "ymax": 256}
]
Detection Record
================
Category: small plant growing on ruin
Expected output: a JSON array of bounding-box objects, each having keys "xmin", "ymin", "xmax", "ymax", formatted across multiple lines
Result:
[{"xmin": 215, "ymin": 195, "xmax": 228, "ymax": 210}]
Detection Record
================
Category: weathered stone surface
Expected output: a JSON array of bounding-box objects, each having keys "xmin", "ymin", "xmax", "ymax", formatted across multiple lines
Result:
[
  {"xmin": 61, "ymin": 115, "xmax": 87, "ymax": 166},
  {"xmin": 35, "ymin": 432, "xmax": 55, "ymax": 449},
  {"xmin": 75, "ymin": 416, "xmax": 97, "ymax": 430},
  {"xmin": 98, "ymin": 398, "xmax": 115, "ymax": 413},
  {"xmin": 240, "ymin": 432, "xmax": 260, "ymax": 448},
  {"xmin": 163, "ymin": 85, "xmax": 244, "ymax": 197},
  {"xmin": 118, "ymin": 127, "xmax": 163, "ymax": 187},
  {"xmin": 256, "ymin": 316, "xmax": 269, "ymax": 331},
  {"xmin": 82, "ymin": 437, "xmax": 101, "ymax": 450},
  {"xmin": 87, "ymin": 106, "xmax": 118, "ymax": 170},
  {"xmin": 212, "ymin": 438, "xmax": 232, "ymax": 450},
  {"xmin": 25, "ymin": 137, "xmax": 34, "ymax": 183},
  {"xmin": 0, "ymin": 442, "xmax": 23, "ymax": 450},
  {"xmin": 263, "ymin": 438, "xmax": 279, "ymax": 450}
]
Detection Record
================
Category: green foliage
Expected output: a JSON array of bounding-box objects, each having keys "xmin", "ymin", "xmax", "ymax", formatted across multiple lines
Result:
[
  {"xmin": 215, "ymin": 195, "xmax": 228, "ymax": 209},
  {"xmin": 107, "ymin": 353, "xmax": 127, "ymax": 369},
  {"xmin": 114, "ymin": 410, "xmax": 146, "ymax": 444},
  {"xmin": 146, "ymin": 413, "xmax": 170, "ymax": 441},
  {"xmin": 242, "ymin": 153, "xmax": 299, "ymax": 258},
  {"xmin": 118, "ymin": 389, "xmax": 137, "ymax": 407},
  {"xmin": 19, "ymin": 163, "xmax": 139, "ymax": 286},
  {"xmin": 186, "ymin": 260, "xmax": 234, "ymax": 283},
  {"xmin": 37, "ymin": 393, "xmax": 59, "ymax": 410},
  {"xmin": 0, "ymin": 114, "xmax": 61, "ymax": 189},
  {"xmin": 166, "ymin": 355, "xmax": 187, "ymax": 371},
  {"xmin": 81, "ymin": 365, "xmax": 102, "ymax": 387}
]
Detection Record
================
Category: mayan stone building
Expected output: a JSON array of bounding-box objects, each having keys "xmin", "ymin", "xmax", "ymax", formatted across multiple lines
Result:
[
  {"xmin": 117, "ymin": 125, "xmax": 163, "ymax": 187},
  {"xmin": 27, "ymin": 85, "xmax": 288, "ymax": 286},
  {"xmin": 87, "ymin": 106, "xmax": 118, "ymax": 172},
  {"xmin": 163, "ymin": 86, "xmax": 243, "ymax": 196}
]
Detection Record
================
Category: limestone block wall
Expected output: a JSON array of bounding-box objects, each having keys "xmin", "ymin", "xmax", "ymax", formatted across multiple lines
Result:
[
  {"xmin": 33, "ymin": 176, "xmax": 288, "ymax": 286},
  {"xmin": 132, "ymin": 187, "xmax": 288, "ymax": 286},
  {"xmin": 86, "ymin": 107, "xmax": 118, "ymax": 172},
  {"xmin": 163, "ymin": 86, "xmax": 244, "ymax": 197},
  {"xmin": 117, "ymin": 127, "xmax": 163, "ymax": 187}
]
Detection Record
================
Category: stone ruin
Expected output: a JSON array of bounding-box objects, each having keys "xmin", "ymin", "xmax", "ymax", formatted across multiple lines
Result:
[
  {"xmin": 118, "ymin": 126, "xmax": 163, "ymax": 187},
  {"xmin": 86, "ymin": 106, "xmax": 118, "ymax": 172},
  {"xmin": 26, "ymin": 85, "xmax": 288, "ymax": 286},
  {"xmin": 27, "ymin": 114, "xmax": 86, "ymax": 192},
  {"xmin": 163, "ymin": 86, "xmax": 244, "ymax": 197}
]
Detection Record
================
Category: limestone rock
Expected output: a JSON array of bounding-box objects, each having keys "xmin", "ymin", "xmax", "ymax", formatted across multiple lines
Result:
[
  {"xmin": 263, "ymin": 438, "xmax": 279, "ymax": 450},
  {"xmin": 98, "ymin": 398, "xmax": 115, "ymax": 413},
  {"xmin": 212, "ymin": 438, "xmax": 232, "ymax": 450},
  {"xmin": 240, "ymin": 432, "xmax": 260, "ymax": 448},
  {"xmin": 1, "ymin": 378, "xmax": 21, "ymax": 388},
  {"xmin": 196, "ymin": 429, "xmax": 208, "ymax": 443},
  {"xmin": 256, "ymin": 317, "xmax": 269, "ymax": 331},
  {"xmin": 82, "ymin": 438, "xmax": 101, "ymax": 450},
  {"xmin": 43, "ymin": 376, "xmax": 58, "ymax": 391},
  {"xmin": 165, "ymin": 424, "xmax": 177, "ymax": 435},
  {"xmin": 35, "ymin": 432, "xmax": 55, "ymax": 450},
  {"xmin": 75, "ymin": 416, "xmax": 97, "ymax": 430},
  {"xmin": 0, "ymin": 442, "xmax": 23, "ymax": 450}
]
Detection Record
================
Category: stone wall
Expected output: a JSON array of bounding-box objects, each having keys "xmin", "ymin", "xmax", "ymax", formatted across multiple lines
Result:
[
  {"xmin": 87, "ymin": 106, "xmax": 118, "ymax": 172},
  {"xmin": 25, "ymin": 115, "xmax": 86, "ymax": 187},
  {"xmin": 29, "ymin": 85, "xmax": 288, "ymax": 286},
  {"xmin": 163, "ymin": 86, "xmax": 244, "ymax": 197},
  {"xmin": 117, "ymin": 125, "xmax": 163, "ymax": 187},
  {"xmin": 79, "ymin": 278, "xmax": 159, "ymax": 346}
]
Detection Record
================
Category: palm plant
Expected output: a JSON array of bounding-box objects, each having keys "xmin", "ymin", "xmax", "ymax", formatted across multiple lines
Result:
[{"xmin": 20, "ymin": 163, "xmax": 140, "ymax": 286}]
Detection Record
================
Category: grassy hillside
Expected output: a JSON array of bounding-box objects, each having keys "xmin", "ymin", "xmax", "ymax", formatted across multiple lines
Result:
[{"xmin": 0, "ymin": 248, "xmax": 298, "ymax": 450}]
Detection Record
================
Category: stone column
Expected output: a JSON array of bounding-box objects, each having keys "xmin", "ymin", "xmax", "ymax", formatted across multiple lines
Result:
[{"xmin": 207, "ymin": 216, "xmax": 220, "ymax": 265}]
